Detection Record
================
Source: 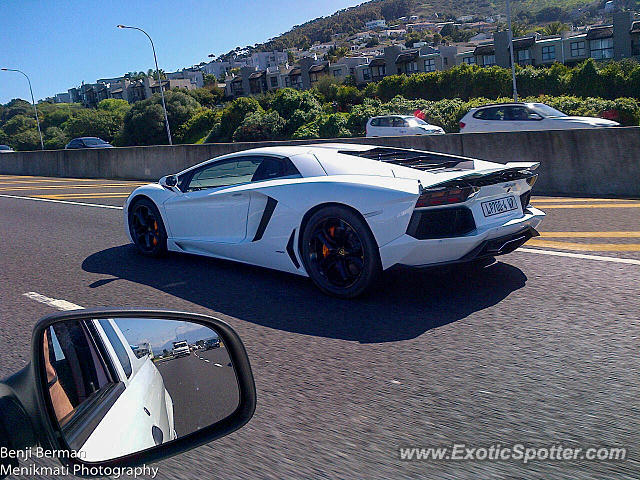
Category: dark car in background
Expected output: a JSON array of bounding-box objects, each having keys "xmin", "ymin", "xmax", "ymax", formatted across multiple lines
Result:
[
  {"xmin": 0, "ymin": 144, "xmax": 14, "ymax": 153},
  {"xmin": 65, "ymin": 137, "xmax": 113, "ymax": 149}
]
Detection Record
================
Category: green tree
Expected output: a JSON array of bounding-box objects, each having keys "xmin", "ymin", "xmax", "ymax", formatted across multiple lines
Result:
[
  {"xmin": 44, "ymin": 126, "xmax": 69, "ymax": 150},
  {"xmin": 121, "ymin": 90, "xmax": 200, "ymax": 145},
  {"xmin": 233, "ymin": 110, "xmax": 286, "ymax": 141},
  {"xmin": 175, "ymin": 108, "xmax": 219, "ymax": 144},
  {"xmin": 63, "ymin": 109, "xmax": 123, "ymax": 143},
  {"xmin": 214, "ymin": 97, "xmax": 263, "ymax": 141}
]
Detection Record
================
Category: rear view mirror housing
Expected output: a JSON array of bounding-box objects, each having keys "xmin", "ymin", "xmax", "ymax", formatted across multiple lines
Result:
[
  {"xmin": 0, "ymin": 309, "xmax": 256, "ymax": 476},
  {"xmin": 159, "ymin": 175, "xmax": 178, "ymax": 188}
]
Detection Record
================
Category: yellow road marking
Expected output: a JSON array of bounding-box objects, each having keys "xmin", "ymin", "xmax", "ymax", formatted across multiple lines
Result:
[
  {"xmin": 0, "ymin": 178, "xmax": 144, "ymax": 185},
  {"xmin": 0, "ymin": 183, "xmax": 144, "ymax": 191},
  {"xmin": 34, "ymin": 193, "xmax": 131, "ymax": 199},
  {"xmin": 540, "ymin": 232, "xmax": 640, "ymax": 238},
  {"xmin": 532, "ymin": 198, "xmax": 639, "ymax": 203},
  {"xmin": 528, "ymin": 239, "xmax": 640, "ymax": 252},
  {"xmin": 533, "ymin": 204, "xmax": 640, "ymax": 209}
]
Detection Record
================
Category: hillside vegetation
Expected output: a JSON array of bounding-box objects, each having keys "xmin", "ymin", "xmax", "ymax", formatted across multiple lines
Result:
[{"xmin": 249, "ymin": 0, "xmax": 633, "ymax": 53}]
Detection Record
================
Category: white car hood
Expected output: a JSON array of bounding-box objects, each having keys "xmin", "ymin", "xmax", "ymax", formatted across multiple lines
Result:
[{"xmin": 555, "ymin": 116, "xmax": 619, "ymax": 127}]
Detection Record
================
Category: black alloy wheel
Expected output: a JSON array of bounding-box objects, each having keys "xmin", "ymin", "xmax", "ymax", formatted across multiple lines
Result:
[
  {"xmin": 302, "ymin": 206, "xmax": 381, "ymax": 298},
  {"xmin": 129, "ymin": 199, "xmax": 167, "ymax": 256}
]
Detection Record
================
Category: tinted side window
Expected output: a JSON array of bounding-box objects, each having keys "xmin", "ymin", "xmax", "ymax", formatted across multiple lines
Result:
[
  {"xmin": 98, "ymin": 320, "xmax": 132, "ymax": 378},
  {"xmin": 370, "ymin": 118, "xmax": 381, "ymax": 127},
  {"xmin": 251, "ymin": 157, "xmax": 301, "ymax": 182},
  {"xmin": 392, "ymin": 118, "xmax": 408, "ymax": 127},
  {"xmin": 504, "ymin": 106, "xmax": 530, "ymax": 121},
  {"xmin": 378, "ymin": 117, "xmax": 393, "ymax": 127},
  {"xmin": 187, "ymin": 157, "xmax": 261, "ymax": 191},
  {"xmin": 476, "ymin": 107, "xmax": 505, "ymax": 121}
]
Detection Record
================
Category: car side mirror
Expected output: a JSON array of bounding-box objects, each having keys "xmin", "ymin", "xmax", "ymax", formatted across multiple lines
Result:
[
  {"xmin": 528, "ymin": 113, "xmax": 543, "ymax": 121},
  {"xmin": 0, "ymin": 309, "xmax": 255, "ymax": 475},
  {"xmin": 160, "ymin": 175, "xmax": 178, "ymax": 188}
]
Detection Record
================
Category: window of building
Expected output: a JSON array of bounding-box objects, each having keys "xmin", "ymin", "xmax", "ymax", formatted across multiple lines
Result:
[
  {"xmin": 406, "ymin": 61, "xmax": 419, "ymax": 73},
  {"xmin": 333, "ymin": 69, "xmax": 343, "ymax": 77},
  {"xmin": 517, "ymin": 49, "xmax": 531, "ymax": 62},
  {"xmin": 443, "ymin": 57, "xmax": 448, "ymax": 66},
  {"xmin": 570, "ymin": 41, "xmax": 586, "ymax": 57},
  {"xmin": 483, "ymin": 54, "xmax": 496, "ymax": 66},
  {"xmin": 363, "ymin": 68, "xmax": 371, "ymax": 80},
  {"xmin": 541, "ymin": 45, "xmax": 556, "ymax": 61},
  {"xmin": 590, "ymin": 38, "xmax": 614, "ymax": 59},
  {"xmin": 633, "ymin": 38, "xmax": 640, "ymax": 56},
  {"xmin": 462, "ymin": 56, "xmax": 476, "ymax": 65},
  {"xmin": 270, "ymin": 76, "xmax": 278, "ymax": 88},
  {"xmin": 425, "ymin": 59, "xmax": 436, "ymax": 72}
]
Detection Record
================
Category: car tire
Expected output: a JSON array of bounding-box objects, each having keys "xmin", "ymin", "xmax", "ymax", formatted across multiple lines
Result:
[
  {"xmin": 128, "ymin": 197, "xmax": 168, "ymax": 257},
  {"xmin": 301, "ymin": 206, "xmax": 381, "ymax": 299}
]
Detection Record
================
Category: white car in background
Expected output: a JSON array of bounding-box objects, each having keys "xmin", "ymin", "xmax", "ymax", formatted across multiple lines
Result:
[
  {"xmin": 366, "ymin": 115, "xmax": 445, "ymax": 137},
  {"xmin": 459, "ymin": 103, "xmax": 620, "ymax": 133}
]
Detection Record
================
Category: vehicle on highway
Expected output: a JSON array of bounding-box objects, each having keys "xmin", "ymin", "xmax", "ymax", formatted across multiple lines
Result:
[
  {"xmin": 204, "ymin": 337, "xmax": 221, "ymax": 350},
  {"xmin": 0, "ymin": 144, "xmax": 14, "ymax": 153},
  {"xmin": 43, "ymin": 317, "xmax": 177, "ymax": 460},
  {"xmin": 366, "ymin": 115, "xmax": 445, "ymax": 137},
  {"xmin": 65, "ymin": 136, "xmax": 114, "ymax": 149},
  {"xmin": 0, "ymin": 309, "xmax": 256, "ymax": 472},
  {"xmin": 459, "ymin": 103, "xmax": 620, "ymax": 133},
  {"xmin": 125, "ymin": 144, "xmax": 545, "ymax": 298},
  {"xmin": 172, "ymin": 340, "xmax": 191, "ymax": 357}
]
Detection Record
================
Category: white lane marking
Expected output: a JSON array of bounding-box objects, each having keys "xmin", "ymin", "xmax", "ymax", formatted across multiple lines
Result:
[
  {"xmin": 214, "ymin": 363, "xmax": 222, "ymax": 367},
  {"xmin": 23, "ymin": 292, "xmax": 84, "ymax": 311},
  {"xmin": 0, "ymin": 194, "xmax": 123, "ymax": 210},
  {"xmin": 518, "ymin": 248, "xmax": 640, "ymax": 266}
]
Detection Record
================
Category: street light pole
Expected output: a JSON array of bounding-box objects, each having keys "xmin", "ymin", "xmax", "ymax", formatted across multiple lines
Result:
[
  {"xmin": 505, "ymin": 0, "xmax": 519, "ymax": 102},
  {"xmin": 1, "ymin": 68, "xmax": 44, "ymax": 150},
  {"xmin": 117, "ymin": 25, "xmax": 172, "ymax": 145}
]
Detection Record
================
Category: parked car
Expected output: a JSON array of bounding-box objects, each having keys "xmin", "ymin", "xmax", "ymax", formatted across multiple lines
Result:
[
  {"xmin": 459, "ymin": 103, "xmax": 620, "ymax": 133},
  {"xmin": 0, "ymin": 144, "xmax": 14, "ymax": 153},
  {"xmin": 172, "ymin": 340, "xmax": 191, "ymax": 357},
  {"xmin": 366, "ymin": 115, "xmax": 445, "ymax": 137},
  {"xmin": 125, "ymin": 144, "xmax": 544, "ymax": 298},
  {"xmin": 65, "ymin": 137, "xmax": 113, "ymax": 149}
]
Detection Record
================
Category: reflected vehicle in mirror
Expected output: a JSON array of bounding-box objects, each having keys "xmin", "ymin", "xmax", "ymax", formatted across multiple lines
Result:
[
  {"xmin": 0, "ymin": 309, "xmax": 255, "ymax": 476},
  {"xmin": 171, "ymin": 340, "xmax": 190, "ymax": 358},
  {"xmin": 42, "ymin": 316, "xmax": 240, "ymax": 462}
]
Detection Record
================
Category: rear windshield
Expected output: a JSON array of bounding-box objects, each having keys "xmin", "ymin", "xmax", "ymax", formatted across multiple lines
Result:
[{"xmin": 173, "ymin": 341, "xmax": 188, "ymax": 347}]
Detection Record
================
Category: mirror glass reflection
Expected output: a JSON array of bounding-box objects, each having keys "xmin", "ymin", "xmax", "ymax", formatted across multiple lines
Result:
[{"xmin": 41, "ymin": 317, "xmax": 240, "ymax": 461}]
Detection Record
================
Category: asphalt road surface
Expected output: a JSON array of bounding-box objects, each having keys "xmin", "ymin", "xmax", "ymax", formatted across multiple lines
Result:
[
  {"xmin": 0, "ymin": 175, "xmax": 638, "ymax": 479},
  {"xmin": 156, "ymin": 348, "xmax": 239, "ymax": 436}
]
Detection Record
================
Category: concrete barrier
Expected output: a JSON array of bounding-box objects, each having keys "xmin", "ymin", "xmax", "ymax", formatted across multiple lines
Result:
[{"xmin": 1, "ymin": 127, "xmax": 638, "ymax": 197}]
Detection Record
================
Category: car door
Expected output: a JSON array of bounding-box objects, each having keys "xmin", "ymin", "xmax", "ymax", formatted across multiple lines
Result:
[
  {"xmin": 392, "ymin": 117, "xmax": 409, "ymax": 136},
  {"xmin": 503, "ymin": 106, "xmax": 543, "ymax": 131},
  {"xmin": 163, "ymin": 156, "xmax": 262, "ymax": 245}
]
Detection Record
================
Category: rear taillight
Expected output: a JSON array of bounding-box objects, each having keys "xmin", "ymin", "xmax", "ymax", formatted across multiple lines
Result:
[
  {"xmin": 526, "ymin": 174, "xmax": 538, "ymax": 187},
  {"xmin": 459, "ymin": 122, "xmax": 466, "ymax": 130},
  {"xmin": 416, "ymin": 186, "xmax": 476, "ymax": 208}
]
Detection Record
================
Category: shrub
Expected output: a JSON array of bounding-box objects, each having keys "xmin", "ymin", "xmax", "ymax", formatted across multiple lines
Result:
[
  {"xmin": 176, "ymin": 108, "xmax": 219, "ymax": 144},
  {"xmin": 232, "ymin": 110, "xmax": 286, "ymax": 142}
]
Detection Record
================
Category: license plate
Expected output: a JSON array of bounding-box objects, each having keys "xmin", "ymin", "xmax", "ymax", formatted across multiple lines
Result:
[{"xmin": 481, "ymin": 196, "xmax": 517, "ymax": 217}]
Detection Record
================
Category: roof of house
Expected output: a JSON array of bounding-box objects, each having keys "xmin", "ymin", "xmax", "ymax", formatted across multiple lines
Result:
[
  {"xmin": 248, "ymin": 71, "xmax": 265, "ymax": 79},
  {"xmin": 289, "ymin": 68, "xmax": 302, "ymax": 75},
  {"xmin": 474, "ymin": 43, "xmax": 495, "ymax": 55},
  {"xmin": 395, "ymin": 49, "xmax": 420, "ymax": 63},
  {"xmin": 586, "ymin": 25, "xmax": 614, "ymax": 40},
  {"xmin": 512, "ymin": 37, "xmax": 536, "ymax": 49},
  {"xmin": 369, "ymin": 57, "xmax": 386, "ymax": 67},
  {"xmin": 309, "ymin": 63, "xmax": 328, "ymax": 73}
]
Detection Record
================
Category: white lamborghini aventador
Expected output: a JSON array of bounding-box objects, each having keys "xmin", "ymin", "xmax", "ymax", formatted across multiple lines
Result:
[{"xmin": 124, "ymin": 144, "xmax": 545, "ymax": 298}]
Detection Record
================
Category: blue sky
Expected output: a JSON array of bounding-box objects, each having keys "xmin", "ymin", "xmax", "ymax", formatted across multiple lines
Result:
[{"xmin": 0, "ymin": 0, "xmax": 362, "ymax": 104}]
